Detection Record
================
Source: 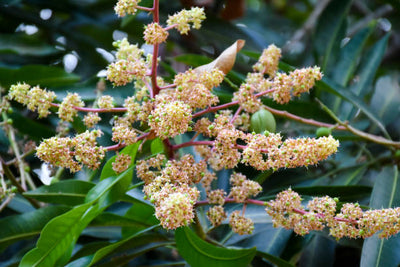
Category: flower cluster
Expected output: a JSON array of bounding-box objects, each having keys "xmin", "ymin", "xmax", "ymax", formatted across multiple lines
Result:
[
  {"xmin": 234, "ymin": 48, "xmax": 322, "ymax": 109},
  {"xmin": 97, "ymin": 95, "xmax": 114, "ymax": 110},
  {"xmin": 137, "ymin": 155, "xmax": 206, "ymax": 229},
  {"xmin": 267, "ymin": 189, "xmax": 400, "ymax": 239},
  {"xmin": 112, "ymin": 153, "xmax": 132, "ymax": 173},
  {"xmin": 242, "ymin": 133, "xmax": 339, "ymax": 171},
  {"xmin": 253, "ymin": 44, "xmax": 281, "ymax": 77},
  {"xmin": 36, "ymin": 130, "xmax": 105, "ymax": 172},
  {"xmin": 6, "ymin": 1, "xmax": 348, "ymax": 240},
  {"xmin": 114, "ymin": 0, "xmax": 141, "ymax": 17},
  {"xmin": 83, "ymin": 112, "xmax": 101, "ymax": 128},
  {"xmin": 144, "ymin": 23, "xmax": 169, "ymax": 45},
  {"xmin": 167, "ymin": 7, "xmax": 206, "ymax": 35},
  {"xmin": 8, "ymin": 83, "xmax": 56, "ymax": 118},
  {"xmin": 107, "ymin": 38, "xmax": 148, "ymax": 86},
  {"xmin": 112, "ymin": 118, "xmax": 138, "ymax": 145},
  {"xmin": 271, "ymin": 67, "xmax": 322, "ymax": 104},
  {"xmin": 229, "ymin": 174, "xmax": 262, "ymax": 203},
  {"xmin": 173, "ymin": 69, "xmax": 224, "ymax": 109},
  {"xmin": 229, "ymin": 211, "xmax": 254, "ymax": 235},
  {"xmin": 202, "ymin": 172, "xmax": 258, "ymax": 234},
  {"xmin": 207, "ymin": 205, "xmax": 227, "ymax": 227},
  {"xmin": 58, "ymin": 93, "xmax": 84, "ymax": 122},
  {"xmin": 148, "ymin": 98, "xmax": 192, "ymax": 139}
]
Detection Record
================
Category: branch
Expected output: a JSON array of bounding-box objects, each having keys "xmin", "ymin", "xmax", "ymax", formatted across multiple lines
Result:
[{"xmin": 316, "ymin": 99, "xmax": 400, "ymax": 148}]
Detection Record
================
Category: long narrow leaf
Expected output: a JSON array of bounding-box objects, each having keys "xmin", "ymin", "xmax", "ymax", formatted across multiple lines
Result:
[
  {"xmin": 0, "ymin": 206, "xmax": 70, "ymax": 252},
  {"xmin": 360, "ymin": 166, "xmax": 400, "ymax": 267},
  {"xmin": 175, "ymin": 227, "xmax": 256, "ymax": 267},
  {"xmin": 19, "ymin": 143, "xmax": 140, "ymax": 266}
]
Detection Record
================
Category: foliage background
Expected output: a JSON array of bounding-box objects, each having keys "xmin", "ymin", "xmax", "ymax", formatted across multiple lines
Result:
[{"xmin": 0, "ymin": 0, "xmax": 400, "ymax": 266}]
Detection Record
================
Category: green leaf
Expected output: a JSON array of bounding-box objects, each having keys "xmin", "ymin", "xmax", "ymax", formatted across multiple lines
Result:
[
  {"xmin": 90, "ymin": 212, "xmax": 153, "ymax": 228},
  {"xmin": 314, "ymin": 0, "xmax": 352, "ymax": 70},
  {"xmin": 316, "ymin": 78, "xmax": 390, "ymax": 138},
  {"xmin": 0, "ymin": 65, "xmax": 80, "ymax": 88},
  {"xmin": 370, "ymin": 75, "xmax": 400, "ymax": 126},
  {"xmin": 256, "ymin": 251, "xmax": 295, "ymax": 267},
  {"xmin": 342, "ymin": 34, "xmax": 390, "ymax": 120},
  {"xmin": 121, "ymin": 202, "xmax": 159, "ymax": 238},
  {"xmin": 0, "ymin": 34, "xmax": 58, "ymax": 56},
  {"xmin": 85, "ymin": 167, "xmax": 133, "ymax": 208},
  {"xmin": 175, "ymin": 227, "xmax": 256, "ymax": 267},
  {"xmin": 333, "ymin": 25, "xmax": 374, "ymax": 87},
  {"xmin": 150, "ymin": 138, "xmax": 166, "ymax": 155},
  {"xmin": 292, "ymin": 185, "xmax": 372, "ymax": 199},
  {"xmin": 9, "ymin": 111, "xmax": 56, "ymax": 141},
  {"xmin": 85, "ymin": 225, "xmax": 159, "ymax": 266},
  {"xmin": 174, "ymin": 54, "xmax": 213, "ymax": 68},
  {"xmin": 99, "ymin": 142, "xmax": 141, "ymax": 181},
  {"xmin": 20, "ymin": 152, "xmax": 140, "ymax": 267},
  {"xmin": 19, "ymin": 202, "xmax": 100, "ymax": 267},
  {"xmin": 298, "ymin": 234, "xmax": 336, "ymax": 267},
  {"xmin": 351, "ymin": 34, "xmax": 390, "ymax": 97},
  {"xmin": 24, "ymin": 180, "xmax": 95, "ymax": 206},
  {"xmin": 360, "ymin": 166, "xmax": 400, "ymax": 267},
  {"xmin": 0, "ymin": 206, "xmax": 70, "ymax": 252}
]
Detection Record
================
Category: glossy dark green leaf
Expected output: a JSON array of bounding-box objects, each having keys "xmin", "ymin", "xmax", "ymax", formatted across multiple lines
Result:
[
  {"xmin": 370, "ymin": 75, "xmax": 400, "ymax": 126},
  {"xmin": 174, "ymin": 54, "xmax": 212, "ymax": 68},
  {"xmin": 293, "ymin": 185, "xmax": 371, "ymax": 199},
  {"xmin": 150, "ymin": 138, "xmax": 166, "ymax": 154},
  {"xmin": 225, "ymin": 220, "xmax": 291, "ymax": 256},
  {"xmin": 121, "ymin": 201, "xmax": 159, "ymax": 237},
  {"xmin": 299, "ymin": 234, "xmax": 336, "ymax": 267},
  {"xmin": 20, "ymin": 157, "xmax": 140, "ymax": 267},
  {"xmin": 85, "ymin": 225, "xmax": 159, "ymax": 266},
  {"xmin": 85, "ymin": 168, "xmax": 133, "ymax": 208},
  {"xmin": 68, "ymin": 238, "xmax": 173, "ymax": 267},
  {"xmin": 0, "ymin": 65, "xmax": 80, "ymax": 88},
  {"xmin": 175, "ymin": 227, "xmax": 256, "ymax": 267},
  {"xmin": 316, "ymin": 78, "xmax": 389, "ymax": 137},
  {"xmin": 314, "ymin": 0, "xmax": 352, "ymax": 70},
  {"xmin": 361, "ymin": 166, "xmax": 400, "ymax": 267},
  {"xmin": 0, "ymin": 34, "xmax": 58, "ymax": 56},
  {"xmin": 9, "ymin": 111, "xmax": 55, "ymax": 141},
  {"xmin": 24, "ymin": 180, "xmax": 95, "ymax": 206},
  {"xmin": 0, "ymin": 206, "xmax": 70, "ymax": 252},
  {"xmin": 351, "ymin": 34, "xmax": 389, "ymax": 97},
  {"xmin": 342, "ymin": 34, "xmax": 390, "ymax": 120},
  {"xmin": 333, "ymin": 25, "xmax": 374, "ymax": 87},
  {"xmin": 256, "ymin": 251, "xmax": 295, "ymax": 267},
  {"xmin": 90, "ymin": 212, "xmax": 152, "ymax": 228},
  {"xmin": 19, "ymin": 202, "xmax": 100, "ymax": 267}
]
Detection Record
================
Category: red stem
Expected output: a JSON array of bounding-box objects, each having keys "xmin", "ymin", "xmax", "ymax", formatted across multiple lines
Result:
[
  {"xmin": 150, "ymin": 0, "xmax": 160, "ymax": 96},
  {"xmin": 172, "ymin": 140, "xmax": 214, "ymax": 150},
  {"xmin": 137, "ymin": 6, "xmax": 154, "ymax": 12},
  {"xmin": 50, "ymin": 103, "xmax": 127, "ymax": 113},
  {"xmin": 196, "ymin": 198, "xmax": 358, "ymax": 225},
  {"xmin": 104, "ymin": 132, "xmax": 150, "ymax": 151}
]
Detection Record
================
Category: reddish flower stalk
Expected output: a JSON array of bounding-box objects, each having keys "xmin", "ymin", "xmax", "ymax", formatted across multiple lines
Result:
[
  {"xmin": 50, "ymin": 102, "xmax": 127, "ymax": 113},
  {"xmin": 105, "ymin": 132, "xmax": 151, "ymax": 151}
]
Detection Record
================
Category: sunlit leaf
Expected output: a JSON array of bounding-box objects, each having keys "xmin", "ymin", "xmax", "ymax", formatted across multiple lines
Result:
[{"xmin": 175, "ymin": 227, "xmax": 256, "ymax": 267}]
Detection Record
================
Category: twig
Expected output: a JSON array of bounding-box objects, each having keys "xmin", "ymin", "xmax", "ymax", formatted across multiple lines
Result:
[
  {"xmin": 283, "ymin": 0, "xmax": 332, "ymax": 53},
  {"xmin": 348, "ymin": 4, "xmax": 393, "ymax": 37},
  {"xmin": 316, "ymin": 98, "xmax": 400, "ymax": 148},
  {"xmin": 1, "ymin": 159, "xmax": 40, "ymax": 208},
  {"xmin": 263, "ymin": 106, "xmax": 347, "ymax": 130}
]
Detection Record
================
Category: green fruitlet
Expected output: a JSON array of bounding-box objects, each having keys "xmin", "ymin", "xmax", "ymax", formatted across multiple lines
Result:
[
  {"xmin": 394, "ymin": 150, "xmax": 400, "ymax": 159},
  {"xmin": 250, "ymin": 108, "xmax": 276, "ymax": 133},
  {"xmin": 316, "ymin": 127, "xmax": 332, "ymax": 137}
]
